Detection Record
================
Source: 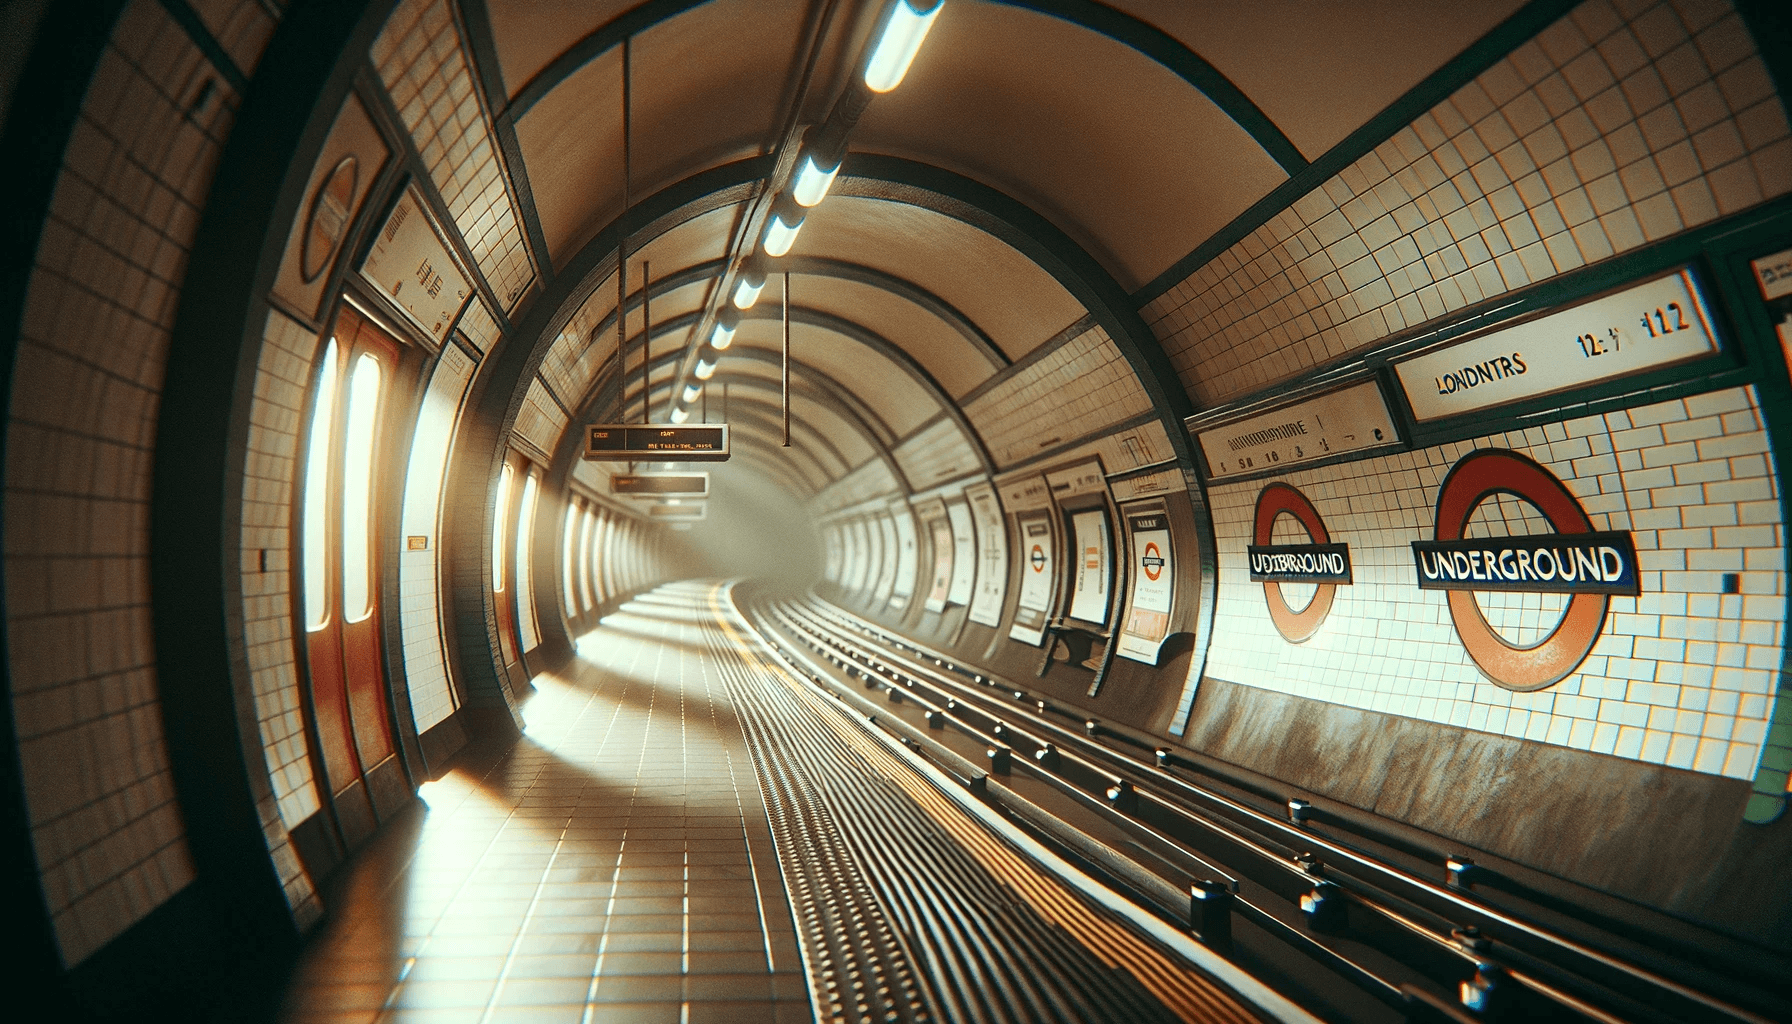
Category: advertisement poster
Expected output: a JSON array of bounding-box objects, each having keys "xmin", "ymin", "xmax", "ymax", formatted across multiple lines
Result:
[
  {"xmin": 924, "ymin": 511, "xmax": 953, "ymax": 613},
  {"xmin": 946, "ymin": 501, "xmax": 976, "ymax": 607},
  {"xmin": 1118, "ymin": 504, "xmax": 1173, "ymax": 663},
  {"xmin": 965, "ymin": 483, "xmax": 1008, "ymax": 627},
  {"xmin": 1068, "ymin": 509, "xmax": 1111, "ymax": 625},
  {"xmin": 890, "ymin": 506, "xmax": 917, "ymax": 609},
  {"xmin": 1009, "ymin": 513, "xmax": 1055, "ymax": 645}
]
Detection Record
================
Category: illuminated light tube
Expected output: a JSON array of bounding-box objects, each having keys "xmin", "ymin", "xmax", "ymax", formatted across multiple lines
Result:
[
  {"xmin": 713, "ymin": 306, "xmax": 741, "ymax": 348},
  {"xmin": 694, "ymin": 357, "xmax": 718, "ymax": 380},
  {"xmin": 793, "ymin": 154, "xmax": 839, "ymax": 207},
  {"xmin": 681, "ymin": 383, "xmax": 701, "ymax": 403},
  {"xmin": 732, "ymin": 275, "xmax": 764, "ymax": 310},
  {"xmin": 762, "ymin": 208, "xmax": 804, "ymax": 257},
  {"xmin": 668, "ymin": 406, "xmax": 689, "ymax": 423},
  {"xmin": 864, "ymin": 0, "xmax": 943, "ymax": 93}
]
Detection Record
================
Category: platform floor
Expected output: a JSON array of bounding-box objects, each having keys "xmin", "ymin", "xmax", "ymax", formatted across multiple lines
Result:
[
  {"xmin": 276, "ymin": 587, "xmax": 808, "ymax": 1024},
  {"xmin": 274, "ymin": 582, "xmax": 1259, "ymax": 1024}
]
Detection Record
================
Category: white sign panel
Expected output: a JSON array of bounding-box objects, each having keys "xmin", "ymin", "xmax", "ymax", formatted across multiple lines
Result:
[
  {"xmin": 890, "ymin": 506, "xmax": 918, "ymax": 608},
  {"xmin": 1753, "ymin": 246, "xmax": 1792, "ymax": 301},
  {"xmin": 1068, "ymin": 509, "xmax": 1111, "ymax": 626},
  {"xmin": 1118, "ymin": 503, "xmax": 1174, "ymax": 664},
  {"xmin": 360, "ymin": 187, "xmax": 471, "ymax": 344},
  {"xmin": 1197, "ymin": 381, "xmax": 1398, "ymax": 479},
  {"xmin": 1009, "ymin": 513, "xmax": 1054, "ymax": 645},
  {"xmin": 946, "ymin": 501, "xmax": 976, "ymax": 607},
  {"xmin": 965, "ymin": 483, "xmax": 1008, "ymax": 627},
  {"xmin": 1396, "ymin": 268, "xmax": 1717, "ymax": 422}
]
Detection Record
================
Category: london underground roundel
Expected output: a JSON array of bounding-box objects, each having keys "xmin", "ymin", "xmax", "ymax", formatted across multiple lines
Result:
[
  {"xmin": 1250, "ymin": 484, "xmax": 1351, "ymax": 643},
  {"xmin": 1414, "ymin": 449, "xmax": 1639, "ymax": 691}
]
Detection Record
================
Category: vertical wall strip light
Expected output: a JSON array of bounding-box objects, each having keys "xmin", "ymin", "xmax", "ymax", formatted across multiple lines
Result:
[
  {"xmin": 641, "ymin": 259, "xmax": 651, "ymax": 424},
  {"xmin": 782, "ymin": 271, "xmax": 791, "ymax": 447},
  {"xmin": 618, "ymin": 36, "xmax": 631, "ymax": 438}
]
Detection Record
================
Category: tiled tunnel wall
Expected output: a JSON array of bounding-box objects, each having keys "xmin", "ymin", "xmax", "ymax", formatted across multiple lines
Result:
[
  {"xmin": 3, "ymin": 0, "xmax": 284, "ymax": 966},
  {"xmin": 1206, "ymin": 386, "xmax": 1785, "ymax": 780}
]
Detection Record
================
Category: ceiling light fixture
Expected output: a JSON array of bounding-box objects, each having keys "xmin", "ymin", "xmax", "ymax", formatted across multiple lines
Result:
[
  {"xmin": 681, "ymin": 383, "xmax": 702, "ymax": 403},
  {"xmin": 865, "ymin": 0, "xmax": 943, "ymax": 93},
  {"xmin": 668, "ymin": 406, "xmax": 689, "ymax": 423},
  {"xmin": 712, "ymin": 305, "xmax": 742, "ymax": 348},
  {"xmin": 762, "ymin": 198, "xmax": 805, "ymax": 257},
  {"xmin": 731, "ymin": 263, "xmax": 766, "ymax": 310},
  {"xmin": 693, "ymin": 356, "xmax": 717, "ymax": 380},
  {"xmin": 792, "ymin": 153, "xmax": 839, "ymax": 207}
]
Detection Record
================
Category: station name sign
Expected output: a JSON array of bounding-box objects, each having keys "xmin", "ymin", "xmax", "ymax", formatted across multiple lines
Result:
[
  {"xmin": 1411, "ymin": 531, "xmax": 1639, "ymax": 595},
  {"xmin": 612, "ymin": 473, "xmax": 708, "ymax": 496},
  {"xmin": 1247, "ymin": 543, "xmax": 1353, "ymax": 584},
  {"xmin": 585, "ymin": 424, "xmax": 729, "ymax": 462},
  {"xmin": 1395, "ymin": 269, "xmax": 1717, "ymax": 422}
]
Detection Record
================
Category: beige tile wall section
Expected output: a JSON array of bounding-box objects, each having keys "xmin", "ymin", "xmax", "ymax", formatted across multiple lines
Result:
[
  {"xmin": 534, "ymin": 279, "xmax": 617, "ymax": 411},
  {"xmin": 1145, "ymin": 0, "xmax": 1791, "ymax": 408},
  {"xmin": 240, "ymin": 311, "xmax": 323, "ymax": 829},
  {"xmin": 511, "ymin": 375, "xmax": 568, "ymax": 460},
  {"xmin": 372, "ymin": 0, "xmax": 534, "ymax": 310},
  {"xmin": 455, "ymin": 294, "xmax": 499, "ymax": 353},
  {"xmin": 5, "ymin": 0, "xmax": 258, "ymax": 965},
  {"xmin": 893, "ymin": 416, "xmax": 981, "ymax": 491},
  {"xmin": 238, "ymin": 310, "xmax": 324, "ymax": 928},
  {"xmin": 965, "ymin": 323, "xmax": 1152, "ymax": 468},
  {"xmin": 186, "ymin": 0, "xmax": 282, "ymax": 77},
  {"xmin": 812, "ymin": 458, "xmax": 901, "ymax": 517},
  {"xmin": 1205, "ymin": 386, "xmax": 1785, "ymax": 781}
]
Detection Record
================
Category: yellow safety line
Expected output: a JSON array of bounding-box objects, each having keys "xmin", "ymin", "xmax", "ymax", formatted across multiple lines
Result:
[{"xmin": 706, "ymin": 584, "xmax": 1263, "ymax": 1024}]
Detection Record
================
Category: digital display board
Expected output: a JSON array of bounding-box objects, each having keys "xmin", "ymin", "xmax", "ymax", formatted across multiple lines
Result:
[{"xmin": 584, "ymin": 425, "xmax": 730, "ymax": 461}]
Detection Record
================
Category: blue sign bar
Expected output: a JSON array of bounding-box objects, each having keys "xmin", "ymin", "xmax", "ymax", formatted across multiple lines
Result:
[
  {"xmin": 1412, "ymin": 531, "xmax": 1639, "ymax": 596},
  {"xmin": 1247, "ymin": 543, "xmax": 1353, "ymax": 584}
]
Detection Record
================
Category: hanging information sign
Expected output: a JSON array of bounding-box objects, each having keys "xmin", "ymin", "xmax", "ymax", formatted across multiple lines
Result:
[
  {"xmin": 1009, "ymin": 513, "xmax": 1055, "ymax": 645},
  {"xmin": 946, "ymin": 501, "xmax": 976, "ymax": 607},
  {"xmin": 585, "ymin": 425, "xmax": 730, "ymax": 461},
  {"xmin": 1067, "ymin": 509, "xmax": 1112, "ymax": 625},
  {"xmin": 965, "ymin": 483, "xmax": 1008, "ymax": 627},
  {"xmin": 1395, "ymin": 268, "xmax": 1717, "ymax": 422},
  {"xmin": 1117, "ymin": 502, "xmax": 1174, "ymax": 663}
]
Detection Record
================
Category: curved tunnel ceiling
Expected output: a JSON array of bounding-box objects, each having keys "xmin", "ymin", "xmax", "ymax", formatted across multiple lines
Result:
[{"xmin": 475, "ymin": 0, "xmax": 1698, "ymax": 528}]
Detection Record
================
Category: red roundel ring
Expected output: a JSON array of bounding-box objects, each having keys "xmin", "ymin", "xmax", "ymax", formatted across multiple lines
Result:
[
  {"xmin": 1253, "ymin": 483, "xmax": 1336, "ymax": 643},
  {"xmin": 1433, "ymin": 449, "xmax": 1608, "ymax": 692}
]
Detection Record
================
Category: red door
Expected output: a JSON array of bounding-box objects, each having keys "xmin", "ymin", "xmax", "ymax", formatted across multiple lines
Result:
[{"xmin": 302, "ymin": 305, "xmax": 401, "ymax": 832}]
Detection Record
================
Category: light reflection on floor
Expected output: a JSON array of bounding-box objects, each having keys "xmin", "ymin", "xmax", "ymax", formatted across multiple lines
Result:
[{"xmin": 275, "ymin": 585, "xmax": 808, "ymax": 1024}]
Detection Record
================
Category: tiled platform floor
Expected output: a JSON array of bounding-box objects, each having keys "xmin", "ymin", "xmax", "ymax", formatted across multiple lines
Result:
[{"xmin": 275, "ymin": 592, "xmax": 810, "ymax": 1024}]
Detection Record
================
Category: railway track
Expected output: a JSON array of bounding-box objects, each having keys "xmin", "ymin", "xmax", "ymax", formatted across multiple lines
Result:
[{"xmin": 731, "ymin": 585, "xmax": 1791, "ymax": 1024}]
